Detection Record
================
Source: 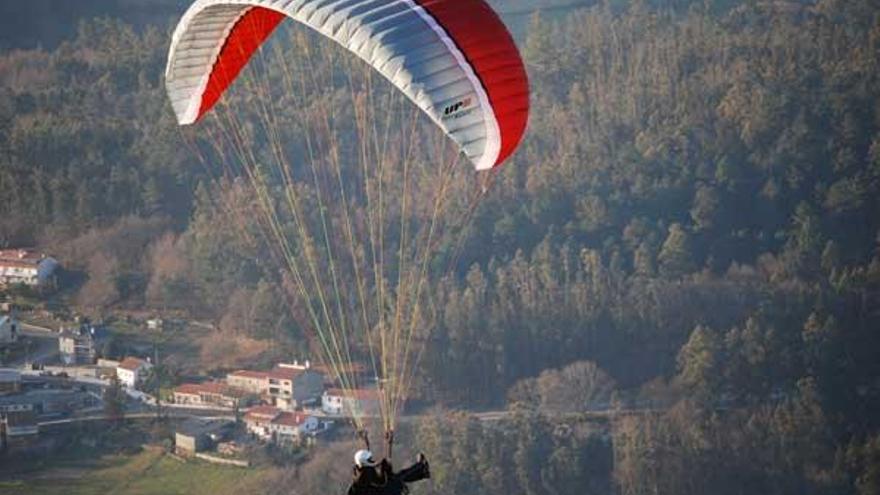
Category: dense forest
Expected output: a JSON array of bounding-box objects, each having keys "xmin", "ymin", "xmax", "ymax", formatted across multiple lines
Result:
[{"xmin": 2, "ymin": 0, "xmax": 880, "ymax": 493}]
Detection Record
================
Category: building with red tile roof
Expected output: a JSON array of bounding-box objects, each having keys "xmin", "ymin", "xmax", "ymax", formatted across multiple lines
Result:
[
  {"xmin": 227, "ymin": 363, "xmax": 324, "ymax": 410},
  {"xmin": 116, "ymin": 357, "xmax": 152, "ymax": 389},
  {"xmin": 243, "ymin": 405, "xmax": 320, "ymax": 444},
  {"xmin": 244, "ymin": 405, "xmax": 282, "ymax": 420},
  {"xmin": 173, "ymin": 381, "xmax": 248, "ymax": 409},
  {"xmin": 0, "ymin": 249, "xmax": 58, "ymax": 288}
]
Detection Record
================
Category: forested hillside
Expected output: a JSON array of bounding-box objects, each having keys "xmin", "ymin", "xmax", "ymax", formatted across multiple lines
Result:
[
  {"xmin": 1, "ymin": 0, "xmax": 880, "ymax": 493},
  {"xmin": 426, "ymin": 0, "xmax": 880, "ymax": 400},
  {"xmin": 410, "ymin": 4, "xmax": 880, "ymax": 493}
]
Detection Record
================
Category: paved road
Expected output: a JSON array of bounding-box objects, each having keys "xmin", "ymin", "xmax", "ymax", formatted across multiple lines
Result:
[{"xmin": 38, "ymin": 412, "xmax": 235, "ymax": 428}]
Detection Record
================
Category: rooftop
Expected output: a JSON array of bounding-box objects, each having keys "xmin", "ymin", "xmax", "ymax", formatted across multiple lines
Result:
[
  {"xmin": 0, "ymin": 249, "xmax": 54, "ymax": 268},
  {"xmin": 175, "ymin": 381, "xmax": 242, "ymax": 397},
  {"xmin": 266, "ymin": 366, "xmax": 305, "ymax": 381},
  {"xmin": 0, "ymin": 249, "xmax": 41, "ymax": 261},
  {"xmin": 229, "ymin": 370, "xmax": 269, "ymax": 380},
  {"xmin": 118, "ymin": 357, "xmax": 150, "ymax": 371},
  {"xmin": 244, "ymin": 405, "xmax": 281, "ymax": 420},
  {"xmin": 271, "ymin": 411, "xmax": 309, "ymax": 427}
]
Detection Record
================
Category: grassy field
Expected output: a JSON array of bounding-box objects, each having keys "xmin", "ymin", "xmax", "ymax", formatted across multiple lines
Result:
[{"xmin": 0, "ymin": 447, "xmax": 276, "ymax": 495}]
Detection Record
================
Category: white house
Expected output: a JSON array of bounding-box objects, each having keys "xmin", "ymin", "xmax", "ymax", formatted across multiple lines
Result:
[
  {"xmin": 0, "ymin": 315, "xmax": 18, "ymax": 345},
  {"xmin": 0, "ymin": 249, "xmax": 59, "ymax": 288},
  {"xmin": 269, "ymin": 411, "xmax": 320, "ymax": 443},
  {"xmin": 322, "ymin": 388, "xmax": 382, "ymax": 417},
  {"xmin": 243, "ymin": 405, "xmax": 320, "ymax": 444},
  {"xmin": 242, "ymin": 405, "xmax": 279, "ymax": 439},
  {"xmin": 116, "ymin": 357, "xmax": 153, "ymax": 389}
]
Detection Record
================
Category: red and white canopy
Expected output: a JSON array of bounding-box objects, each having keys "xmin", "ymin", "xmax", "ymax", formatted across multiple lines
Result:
[{"xmin": 165, "ymin": 0, "xmax": 530, "ymax": 170}]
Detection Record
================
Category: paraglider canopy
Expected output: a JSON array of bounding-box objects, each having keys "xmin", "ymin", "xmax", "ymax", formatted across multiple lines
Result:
[
  {"xmin": 166, "ymin": 0, "xmax": 530, "ymax": 446},
  {"xmin": 165, "ymin": 0, "xmax": 530, "ymax": 171}
]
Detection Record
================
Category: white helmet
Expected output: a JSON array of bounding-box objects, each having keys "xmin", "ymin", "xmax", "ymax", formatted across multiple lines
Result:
[{"xmin": 354, "ymin": 449, "xmax": 376, "ymax": 468}]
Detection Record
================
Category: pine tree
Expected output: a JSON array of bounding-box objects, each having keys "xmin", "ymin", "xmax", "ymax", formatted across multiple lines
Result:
[
  {"xmin": 690, "ymin": 185, "xmax": 721, "ymax": 231},
  {"xmin": 633, "ymin": 241, "xmax": 656, "ymax": 277},
  {"xmin": 658, "ymin": 224, "xmax": 696, "ymax": 277},
  {"xmin": 677, "ymin": 325, "xmax": 721, "ymax": 401},
  {"xmin": 784, "ymin": 202, "xmax": 824, "ymax": 276},
  {"xmin": 141, "ymin": 176, "xmax": 163, "ymax": 215},
  {"xmin": 821, "ymin": 240, "xmax": 842, "ymax": 274}
]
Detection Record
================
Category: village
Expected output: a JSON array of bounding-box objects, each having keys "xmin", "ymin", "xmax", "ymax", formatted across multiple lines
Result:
[{"xmin": 0, "ymin": 248, "xmax": 382, "ymax": 466}]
